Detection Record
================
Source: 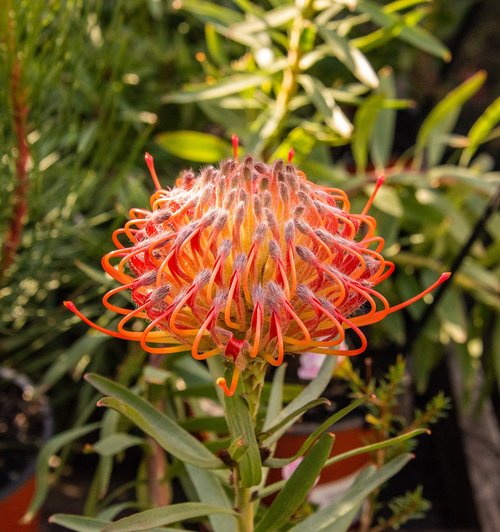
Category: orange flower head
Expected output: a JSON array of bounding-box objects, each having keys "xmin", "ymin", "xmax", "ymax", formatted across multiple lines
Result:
[{"xmin": 66, "ymin": 141, "xmax": 450, "ymax": 395}]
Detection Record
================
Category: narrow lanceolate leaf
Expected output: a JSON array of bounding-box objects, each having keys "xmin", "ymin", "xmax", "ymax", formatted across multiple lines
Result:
[
  {"xmin": 161, "ymin": 74, "xmax": 269, "ymax": 104},
  {"xmin": 155, "ymin": 131, "xmax": 233, "ymax": 163},
  {"xmin": 317, "ymin": 26, "xmax": 379, "ymax": 88},
  {"xmin": 263, "ymin": 363, "xmax": 287, "ymax": 432},
  {"xmin": 49, "ymin": 514, "xmax": 110, "ymax": 532},
  {"xmin": 22, "ymin": 423, "xmax": 101, "ymax": 523},
  {"xmin": 262, "ymin": 356, "xmax": 336, "ymax": 443},
  {"xmin": 185, "ymin": 464, "xmax": 238, "ymax": 532},
  {"xmin": 265, "ymin": 396, "xmax": 369, "ymax": 467},
  {"xmin": 298, "ymin": 75, "xmax": 353, "ymax": 138},
  {"xmin": 85, "ymin": 374, "xmax": 223, "ymax": 469},
  {"xmin": 102, "ymin": 503, "xmax": 236, "ymax": 532},
  {"xmin": 371, "ymin": 67, "xmax": 396, "ymax": 169},
  {"xmin": 91, "ymin": 433, "xmax": 145, "ymax": 457},
  {"xmin": 461, "ymin": 96, "xmax": 500, "ymax": 165},
  {"xmin": 223, "ymin": 373, "xmax": 262, "ymax": 487},
  {"xmin": 290, "ymin": 453, "xmax": 413, "ymax": 532},
  {"xmin": 415, "ymin": 71, "xmax": 487, "ymax": 168},
  {"xmin": 353, "ymin": 93, "xmax": 385, "ymax": 173},
  {"xmin": 255, "ymin": 433, "xmax": 335, "ymax": 532},
  {"xmin": 354, "ymin": 0, "xmax": 450, "ymax": 60},
  {"xmin": 261, "ymin": 398, "xmax": 330, "ymax": 446}
]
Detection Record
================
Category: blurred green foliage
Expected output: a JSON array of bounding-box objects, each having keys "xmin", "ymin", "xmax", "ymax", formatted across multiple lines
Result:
[{"xmin": 0, "ymin": 0, "xmax": 499, "ymax": 525}]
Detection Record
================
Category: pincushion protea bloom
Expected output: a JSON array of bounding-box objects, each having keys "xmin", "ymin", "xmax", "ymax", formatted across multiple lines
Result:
[{"xmin": 65, "ymin": 138, "xmax": 449, "ymax": 396}]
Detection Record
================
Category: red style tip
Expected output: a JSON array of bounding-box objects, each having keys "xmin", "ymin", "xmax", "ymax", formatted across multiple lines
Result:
[
  {"xmin": 232, "ymin": 134, "xmax": 239, "ymax": 159},
  {"xmin": 288, "ymin": 147, "xmax": 295, "ymax": 163},
  {"xmin": 144, "ymin": 152, "xmax": 162, "ymax": 191},
  {"xmin": 361, "ymin": 174, "xmax": 386, "ymax": 216},
  {"xmin": 440, "ymin": 272, "xmax": 452, "ymax": 282},
  {"xmin": 64, "ymin": 300, "xmax": 77, "ymax": 312}
]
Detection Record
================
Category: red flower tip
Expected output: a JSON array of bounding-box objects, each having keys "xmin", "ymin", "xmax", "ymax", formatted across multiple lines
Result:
[
  {"xmin": 144, "ymin": 152, "xmax": 162, "ymax": 190},
  {"xmin": 232, "ymin": 134, "xmax": 239, "ymax": 159},
  {"xmin": 288, "ymin": 147, "xmax": 295, "ymax": 163}
]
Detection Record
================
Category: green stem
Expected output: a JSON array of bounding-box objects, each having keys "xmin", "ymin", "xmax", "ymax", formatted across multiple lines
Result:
[
  {"xmin": 235, "ymin": 470, "xmax": 254, "ymax": 532},
  {"xmin": 259, "ymin": 0, "xmax": 314, "ymax": 159},
  {"xmin": 233, "ymin": 357, "xmax": 268, "ymax": 532}
]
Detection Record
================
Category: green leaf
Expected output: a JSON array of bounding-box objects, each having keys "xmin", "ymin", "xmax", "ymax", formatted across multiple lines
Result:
[
  {"xmin": 162, "ymin": 74, "xmax": 269, "ymax": 104},
  {"xmin": 265, "ymin": 396, "xmax": 369, "ymax": 467},
  {"xmin": 223, "ymin": 375, "xmax": 262, "ymax": 487},
  {"xmin": 370, "ymin": 67, "xmax": 397, "ymax": 169},
  {"xmin": 290, "ymin": 453, "xmax": 413, "ymax": 531},
  {"xmin": 155, "ymin": 131, "xmax": 233, "ymax": 163},
  {"xmin": 263, "ymin": 364, "xmax": 287, "ymax": 431},
  {"xmin": 255, "ymin": 433, "xmax": 334, "ymax": 532},
  {"xmin": 102, "ymin": 502, "xmax": 236, "ymax": 532},
  {"xmin": 262, "ymin": 356, "xmax": 336, "ymax": 444},
  {"xmin": 185, "ymin": 465, "xmax": 237, "ymax": 532},
  {"xmin": 22, "ymin": 423, "xmax": 101, "ymax": 523},
  {"xmin": 173, "ymin": 0, "xmax": 242, "ymax": 26},
  {"xmin": 317, "ymin": 26, "xmax": 379, "ymax": 88},
  {"xmin": 324, "ymin": 429, "xmax": 428, "ymax": 468},
  {"xmin": 354, "ymin": 0, "xmax": 450, "ymax": 60},
  {"xmin": 85, "ymin": 374, "xmax": 223, "ymax": 469},
  {"xmin": 91, "ymin": 433, "xmax": 145, "ymax": 457},
  {"xmin": 415, "ymin": 71, "xmax": 487, "ymax": 167},
  {"xmin": 260, "ymin": 398, "xmax": 330, "ymax": 447},
  {"xmin": 49, "ymin": 514, "xmax": 109, "ymax": 532},
  {"xmin": 461, "ymin": 97, "xmax": 500, "ymax": 165},
  {"xmin": 37, "ymin": 334, "xmax": 110, "ymax": 394},
  {"xmin": 298, "ymin": 75, "xmax": 353, "ymax": 138},
  {"xmin": 353, "ymin": 94, "xmax": 385, "ymax": 172}
]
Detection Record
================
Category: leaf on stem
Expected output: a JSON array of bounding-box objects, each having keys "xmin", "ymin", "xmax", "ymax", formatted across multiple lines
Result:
[
  {"xmin": 255, "ymin": 433, "xmax": 335, "ymax": 532},
  {"xmin": 85, "ymin": 374, "xmax": 223, "ymax": 469}
]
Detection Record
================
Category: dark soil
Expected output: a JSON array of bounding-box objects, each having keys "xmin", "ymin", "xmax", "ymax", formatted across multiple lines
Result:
[{"xmin": 0, "ymin": 368, "xmax": 52, "ymax": 497}]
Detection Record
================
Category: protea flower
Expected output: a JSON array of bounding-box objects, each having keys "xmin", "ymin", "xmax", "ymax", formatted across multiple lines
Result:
[{"xmin": 65, "ymin": 138, "xmax": 449, "ymax": 396}]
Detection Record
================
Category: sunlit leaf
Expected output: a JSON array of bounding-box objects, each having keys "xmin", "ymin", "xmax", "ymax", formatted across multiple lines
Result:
[
  {"xmin": 317, "ymin": 26, "xmax": 379, "ymax": 88},
  {"xmin": 415, "ymin": 71, "xmax": 487, "ymax": 167},
  {"xmin": 461, "ymin": 97, "xmax": 500, "ymax": 165},
  {"xmin": 156, "ymin": 131, "xmax": 233, "ymax": 163}
]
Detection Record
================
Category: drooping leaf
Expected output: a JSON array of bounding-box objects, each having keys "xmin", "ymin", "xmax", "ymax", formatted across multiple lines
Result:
[
  {"xmin": 85, "ymin": 374, "xmax": 223, "ymax": 469},
  {"xmin": 102, "ymin": 502, "xmax": 236, "ymax": 532}
]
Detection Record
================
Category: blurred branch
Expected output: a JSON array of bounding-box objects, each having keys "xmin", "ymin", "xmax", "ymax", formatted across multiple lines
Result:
[
  {"xmin": 1, "ymin": 3, "xmax": 30, "ymax": 283},
  {"xmin": 405, "ymin": 184, "xmax": 500, "ymax": 354}
]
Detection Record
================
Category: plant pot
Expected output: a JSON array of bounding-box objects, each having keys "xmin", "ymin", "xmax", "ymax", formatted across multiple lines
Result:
[{"xmin": 0, "ymin": 367, "xmax": 53, "ymax": 531}]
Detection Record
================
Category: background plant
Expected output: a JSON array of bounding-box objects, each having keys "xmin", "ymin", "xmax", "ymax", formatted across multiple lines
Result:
[{"xmin": 0, "ymin": 0, "xmax": 498, "ymax": 530}]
